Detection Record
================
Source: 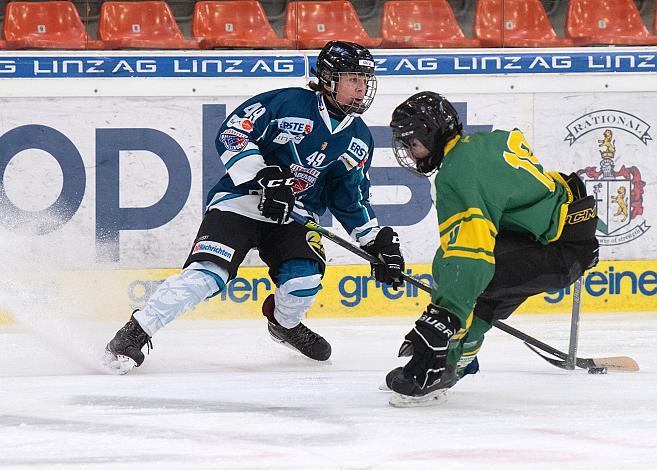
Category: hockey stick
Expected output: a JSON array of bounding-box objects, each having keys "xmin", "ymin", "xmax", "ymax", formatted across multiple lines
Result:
[
  {"xmin": 566, "ymin": 277, "xmax": 583, "ymax": 370},
  {"xmin": 290, "ymin": 212, "xmax": 639, "ymax": 372},
  {"xmin": 523, "ymin": 342, "xmax": 639, "ymax": 372}
]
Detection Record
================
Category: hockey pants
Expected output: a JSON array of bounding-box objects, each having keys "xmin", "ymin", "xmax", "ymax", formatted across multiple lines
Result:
[{"xmin": 447, "ymin": 228, "xmax": 598, "ymax": 369}]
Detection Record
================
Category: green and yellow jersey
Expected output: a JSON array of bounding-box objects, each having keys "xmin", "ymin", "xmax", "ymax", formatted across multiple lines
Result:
[{"xmin": 431, "ymin": 129, "xmax": 574, "ymax": 330}]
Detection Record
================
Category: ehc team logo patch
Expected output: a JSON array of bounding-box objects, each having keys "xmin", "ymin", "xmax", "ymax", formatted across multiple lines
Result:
[
  {"xmin": 219, "ymin": 128, "xmax": 249, "ymax": 151},
  {"xmin": 290, "ymin": 163, "xmax": 320, "ymax": 194},
  {"xmin": 566, "ymin": 110, "xmax": 652, "ymax": 245},
  {"xmin": 193, "ymin": 241, "xmax": 235, "ymax": 261}
]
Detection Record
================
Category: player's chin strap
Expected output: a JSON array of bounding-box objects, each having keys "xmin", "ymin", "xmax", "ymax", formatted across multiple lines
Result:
[{"xmin": 289, "ymin": 212, "xmax": 639, "ymax": 373}]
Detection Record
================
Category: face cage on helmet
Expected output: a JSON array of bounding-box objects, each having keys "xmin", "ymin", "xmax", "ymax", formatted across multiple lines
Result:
[
  {"xmin": 392, "ymin": 137, "xmax": 436, "ymax": 177},
  {"xmin": 327, "ymin": 71, "xmax": 377, "ymax": 115}
]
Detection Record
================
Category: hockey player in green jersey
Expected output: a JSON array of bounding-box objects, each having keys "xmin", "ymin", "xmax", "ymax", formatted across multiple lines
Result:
[{"xmin": 386, "ymin": 92, "xmax": 599, "ymax": 406}]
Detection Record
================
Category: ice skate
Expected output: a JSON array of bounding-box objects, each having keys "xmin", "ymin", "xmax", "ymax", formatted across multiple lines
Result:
[
  {"xmin": 387, "ymin": 365, "xmax": 459, "ymax": 407},
  {"xmin": 103, "ymin": 313, "xmax": 152, "ymax": 374},
  {"xmin": 379, "ymin": 367, "xmax": 402, "ymax": 391},
  {"xmin": 380, "ymin": 355, "xmax": 479, "ymax": 391},
  {"xmin": 262, "ymin": 294, "xmax": 331, "ymax": 361}
]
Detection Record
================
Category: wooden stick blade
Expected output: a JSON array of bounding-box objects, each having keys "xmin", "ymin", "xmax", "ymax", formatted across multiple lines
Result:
[{"xmin": 590, "ymin": 356, "xmax": 640, "ymax": 372}]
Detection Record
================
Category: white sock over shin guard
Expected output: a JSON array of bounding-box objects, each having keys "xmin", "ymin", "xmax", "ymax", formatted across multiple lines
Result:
[
  {"xmin": 134, "ymin": 262, "xmax": 228, "ymax": 336},
  {"xmin": 273, "ymin": 274, "xmax": 322, "ymax": 329}
]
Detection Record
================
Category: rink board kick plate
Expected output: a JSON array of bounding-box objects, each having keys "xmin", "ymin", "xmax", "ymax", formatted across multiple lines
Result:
[{"xmin": 0, "ymin": 261, "xmax": 655, "ymax": 324}]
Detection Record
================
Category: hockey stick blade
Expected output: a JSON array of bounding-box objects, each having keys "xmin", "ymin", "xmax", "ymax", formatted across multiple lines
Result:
[
  {"xmin": 579, "ymin": 356, "xmax": 639, "ymax": 372},
  {"xmin": 524, "ymin": 342, "xmax": 639, "ymax": 372}
]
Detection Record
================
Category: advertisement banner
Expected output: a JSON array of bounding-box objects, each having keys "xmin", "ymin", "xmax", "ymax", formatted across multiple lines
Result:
[
  {"xmin": 1, "ymin": 50, "xmax": 656, "ymax": 79},
  {"xmin": 1, "ymin": 261, "xmax": 654, "ymax": 324},
  {"xmin": 0, "ymin": 94, "xmax": 533, "ymax": 268},
  {"xmin": 1, "ymin": 92, "xmax": 655, "ymax": 266},
  {"xmin": 0, "ymin": 61, "xmax": 655, "ymax": 319}
]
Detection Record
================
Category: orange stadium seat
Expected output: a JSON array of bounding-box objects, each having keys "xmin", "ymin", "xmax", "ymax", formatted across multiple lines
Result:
[
  {"xmin": 2, "ymin": 1, "xmax": 103, "ymax": 49},
  {"xmin": 566, "ymin": 0, "xmax": 657, "ymax": 46},
  {"xmin": 193, "ymin": 1, "xmax": 293, "ymax": 49},
  {"xmin": 99, "ymin": 1, "xmax": 199, "ymax": 49},
  {"xmin": 381, "ymin": 0, "xmax": 480, "ymax": 48},
  {"xmin": 285, "ymin": 1, "xmax": 382, "ymax": 49},
  {"xmin": 474, "ymin": 0, "xmax": 573, "ymax": 47}
]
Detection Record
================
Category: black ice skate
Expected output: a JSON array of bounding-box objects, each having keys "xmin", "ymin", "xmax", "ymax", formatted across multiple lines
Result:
[
  {"xmin": 381, "ymin": 358, "xmax": 479, "ymax": 392},
  {"xmin": 387, "ymin": 365, "xmax": 460, "ymax": 407},
  {"xmin": 103, "ymin": 312, "xmax": 152, "ymax": 375},
  {"xmin": 262, "ymin": 294, "xmax": 331, "ymax": 361}
]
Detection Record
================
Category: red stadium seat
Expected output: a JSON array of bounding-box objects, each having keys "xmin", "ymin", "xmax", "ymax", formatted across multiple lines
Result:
[
  {"xmin": 193, "ymin": 1, "xmax": 293, "ymax": 49},
  {"xmin": 474, "ymin": 0, "xmax": 573, "ymax": 47},
  {"xmin": 566, "ymin": 0, "xmax": 657, "ymax": 45},
  {"xmin": 285, "ymin": 1, "xmax": 382, "ymax": 49},
  {"xmin": 99, "ymin": 1, "xmax": 199, "ymax": 49},
  {"xmin": 2, "ymin": 1, "xmax": 103, "ymax": 50},
  {"xmin": 381, "ymin": 0, "xmax": 480, "ymax": 48}
]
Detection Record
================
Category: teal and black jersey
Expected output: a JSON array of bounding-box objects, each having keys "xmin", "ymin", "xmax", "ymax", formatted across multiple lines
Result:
[
  {"xmin": 209, "ymin": 87, "xmax": 379, "ymax": 245},
  {"xmin": 431, "ymin": 129, "xmax": 574, "ymax": 328}
]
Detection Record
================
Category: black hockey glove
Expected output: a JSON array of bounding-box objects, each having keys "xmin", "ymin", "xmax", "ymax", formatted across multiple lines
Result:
[
  {"xmin": 363, "ymin": 227, "xmax": 405, "ymax": 289},
  {"xmin": 398, "ymin": 304, "xmax": 460, "ymax": 389},
  {"xmin": 256, "ymin": 166, "xmax": 296, "ymax": 224}
]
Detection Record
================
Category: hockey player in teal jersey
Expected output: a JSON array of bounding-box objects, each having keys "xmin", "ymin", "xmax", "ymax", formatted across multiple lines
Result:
[
  {"xmin": 386, "ymin": 92, "xmax": 599, "ymax": 406},
  {"xmin": 103, "ymin": 41, "xmax": 405, "ymax": 374}
]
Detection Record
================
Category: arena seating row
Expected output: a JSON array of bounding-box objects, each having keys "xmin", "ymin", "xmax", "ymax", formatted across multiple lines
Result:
[{"xmin": 1, "ymin": 0, "xmax": 656, "ymax": 50}]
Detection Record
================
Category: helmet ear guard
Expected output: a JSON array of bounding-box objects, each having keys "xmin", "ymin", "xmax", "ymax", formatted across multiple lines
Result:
[{"xmin": 390, "ymin": 92, "xmax": 462, "ymax": 176}]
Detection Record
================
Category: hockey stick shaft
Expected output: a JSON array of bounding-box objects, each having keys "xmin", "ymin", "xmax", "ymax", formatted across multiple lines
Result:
[
  {"xmin": 566, "ymin": 277, "xmax": 583, "ymax": 370},
  {"xmin": 290, "ymin": 212, "xmax": 574, "ymax": 361}
]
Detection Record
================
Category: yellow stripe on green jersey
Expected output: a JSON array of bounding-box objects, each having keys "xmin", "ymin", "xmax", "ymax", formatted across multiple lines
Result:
[
  {"xmin": 439, "ymin": 208, "xmax": 497, "ymax": 265},
  {"xmin": 547, "ymin": 171, "xmax": 575, "ymax": 243}
]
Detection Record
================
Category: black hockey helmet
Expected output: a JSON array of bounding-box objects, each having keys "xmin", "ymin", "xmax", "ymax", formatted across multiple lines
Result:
[
  {"xmin": 312, "ymin": 40, "xmax": 377, "ymax": 115},
  {"xmin": 390, "ymin": 91, "xmax": 463, "ymax": 176}
]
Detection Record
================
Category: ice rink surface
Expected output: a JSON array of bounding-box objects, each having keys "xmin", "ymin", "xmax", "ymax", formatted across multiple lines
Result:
[{"xmin": 1, "ymin": 312, "xmax": 655, "ymax": 470}]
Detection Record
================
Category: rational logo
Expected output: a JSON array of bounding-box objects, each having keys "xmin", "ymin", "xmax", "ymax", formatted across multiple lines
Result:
[
  {"xmin": 566, "ymin": 109, "xmax": 651, "ymax": 245},
  {"xmin": 192, "ymin": 241, "xmax": 235, "ymax": 261}
]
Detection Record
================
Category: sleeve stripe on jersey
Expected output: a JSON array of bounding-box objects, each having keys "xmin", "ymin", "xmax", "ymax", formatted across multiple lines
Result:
[
  {"xmin": 208, "ymin": 192, "xmax": 243, "ymax": 208},
  {"xmin": 443, "ymin": 247, "xmax": 495, "ymax": 264},
  {"xmin": 440, "ymin": 209, "xmax": 496, "ymax": 264},
  {"xmin": 220, "ymin": 141, "xmax": 259, "ymax": 163},
  {"xmin": 224, "ymin": 149, "xmax": 261, "ymax": 170},
  {"xmin": 439, "ymin": 208, "xmax": 497, "ymax": 238},
  {"xmin": 219, "ymin": 141, "xmax": 265, "ymax": 187},
  {"xmin": 440, "ymin": 219, "xmax": 496, "ymax": 253},
  {"xmin": 351, "ymin": 219, "xmax": 379, "ymax": 245},
  {"xmin": 547, "ymin": 171, "xmax": 574, "ymax": 243},
  {"xmin": 355, "ymin": 227, "xmax": 373, "ymax": 242}
]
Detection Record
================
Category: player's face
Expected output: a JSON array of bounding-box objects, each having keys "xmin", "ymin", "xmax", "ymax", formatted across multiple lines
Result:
[
  {"xmin": 334, "ymin": 73, "xmax": 368, "ymax": 107},
  {"xmin": 408, "ymin": 138, "xmax": 430, "ymax": 161}
]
